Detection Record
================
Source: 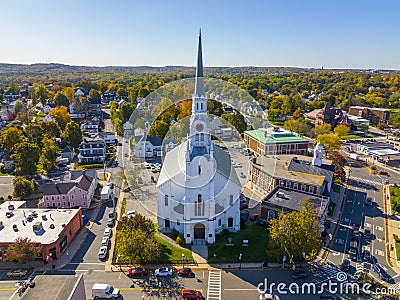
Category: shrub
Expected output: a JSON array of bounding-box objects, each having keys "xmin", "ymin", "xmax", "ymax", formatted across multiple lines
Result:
[
  {"xmin": 170, "ymin": 228, "xmax": 179, "ymax": 240},
  {"xmin": 240, "ymin": 218, "xmax": 247, "ymax": 230},
  {"xmin": 176, "ymin": 234, "xmax": 185, "ymax": 245}
]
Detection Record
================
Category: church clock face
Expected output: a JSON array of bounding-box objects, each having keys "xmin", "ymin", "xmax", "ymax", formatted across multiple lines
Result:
[{"xmin": 195, "ymin": 122, "xmax": 204, "ymax": 132}]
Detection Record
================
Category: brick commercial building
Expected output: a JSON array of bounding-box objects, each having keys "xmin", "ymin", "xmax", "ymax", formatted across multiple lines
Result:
[
  {"xmin": 244, "ymin": 127, "xmax": 309, "ymax": 156},
  {"xmin": 348, "ymin": 106, "xmax": 390, "ymax": 126},
  {"xmin": 0, "ymin": 201, "xmax": 82, "ymax": 262},
  {"xmin": 304, "ymin": 102, "xmax": 352, "ymax": 128}
]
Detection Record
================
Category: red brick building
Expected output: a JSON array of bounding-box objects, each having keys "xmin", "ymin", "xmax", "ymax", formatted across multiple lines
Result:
[{"xmin": 347, "ymin": 106, "xmax": 390, "ymax": 126}]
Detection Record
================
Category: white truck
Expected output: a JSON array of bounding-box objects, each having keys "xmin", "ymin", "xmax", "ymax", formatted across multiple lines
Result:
[
  {"xmin": 92, "ymin": 283, "xmax": 120, "ymax": 299},
  {"xmin": 100, "ymin": 185, "xmax": 112, "ymax": 201},
  {"xmin": 348, "ymin": 153, "xmax": 360, "ymax": 160}
]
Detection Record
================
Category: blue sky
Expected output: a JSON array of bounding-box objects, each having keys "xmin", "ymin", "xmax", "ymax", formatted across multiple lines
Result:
[{"xmin": 1, "ymin": 0, "xmax": 399, "ymax": 69}]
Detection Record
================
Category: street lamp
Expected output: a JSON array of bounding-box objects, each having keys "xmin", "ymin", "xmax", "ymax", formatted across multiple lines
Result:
[
  {"xmin": 238, "ymin": 253, "xmax": 242, "ymax": 269},
  {"xmin": 181, "ymin": 253, "xmax": 186, "ymax": 268}
]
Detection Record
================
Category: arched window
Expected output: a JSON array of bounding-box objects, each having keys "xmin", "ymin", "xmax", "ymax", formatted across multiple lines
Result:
[
  {"xmin": 195, "ymin": 194, "xmax": 203, "ymax": 216},
  {"xmin": 200, "ymin": 102, "xmax": 203, "ymax": 110},
  {"xmin": 200, "ymin": 133, "xmax": 204, "ymax": 141},
  {"xmin": 229, "ymin": 195, "xmax": 233, "ymax": 206},
  {"xmin": 198, "ymin": 165, "xmax": 201, "ymax": 175},
  {"xmin": 196, "ymin": 103, "xmax": 199, "ymax": 110},
  {"xmin": 164, "ymin": 195, "xmax": 169, "ymax": 206}
]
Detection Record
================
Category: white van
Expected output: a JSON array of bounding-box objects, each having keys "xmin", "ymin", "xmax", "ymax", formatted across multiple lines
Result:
[{"xmin": 92, "ymin": 283, "xmax": 120, "ymax": 299}]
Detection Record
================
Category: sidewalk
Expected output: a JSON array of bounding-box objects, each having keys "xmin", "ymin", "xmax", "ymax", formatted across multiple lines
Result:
[{"xmin": 383, "ymin": 184, "xmax": 400, "ymax": 274}]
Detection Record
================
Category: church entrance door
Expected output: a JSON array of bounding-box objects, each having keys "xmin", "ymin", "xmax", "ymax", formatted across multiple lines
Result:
[{"xmin": 194, "ymin": 223, "xmax": 206, "ymax": 239}]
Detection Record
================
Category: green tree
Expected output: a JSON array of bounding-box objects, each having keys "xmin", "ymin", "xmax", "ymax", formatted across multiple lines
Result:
[
  {"xmin": 13, "ymin": 176, "xmax": 34, "ymax": 199},
  {"xmin": 0, "ymin": 127, "xmax": 24, "ymax": 151},
  {"xmin": 269, "ymin": 200, "xmax": 321, "ymax": 260},
  {"xmin": 120, "ymin": 102, "xmax": 136, "ymax": 123},
  {"xmin": 40, "ymin": 137, "xmax": 60, "ymax": 173},
  {"xmin": 334, "ymin": 124, "xmax": 350, "ymax": 137},
  {"xmin": 32, "ymin": 83, "xmax": 50, "ymax": 105},
  {"xmin": 316, "ymin": 133, "xmax": 341, "ymax": 156},
  {"xmin": 314, "ymin": 124, "xmax": 331, "ymax": 135},
  {"xmin": 62, "ymin": 87, "xmax": 75, "ymax": 103},
  {"xmin": 54, "ymin": 93, "xmax": 70, "ymax": 107},
  {"xmin": 6, "ymin": 237, "xmax": 42, "ymax": 264},
  {"xmin": 13, "ymin": 99, "xmax": 24, "ymax": 115},
  {"xmin": 12, "ymin": 142, "xmax": 40, "ymax": 174},
  {"xmin": 25, "ymin": 123, "xmax": 43, "ymax": 145},
  {"xmin": 116, "ymin": 87, "xmax": 129, "ymax": 99},
  {"xmin": 73, "ymin": 96, "xmax": 91, "ymax": 114},
  {"xmin": 63, "ymin": 121, "xmax": 82, "ymax": 149},
  {"xmin": 221, "ymin": 113, "xmax": 247, "ymax": 134},
  {"xmin": 41, "ymin": 121, "xmax": 61, "ymax": 138},
  {"xmin": 391, "ymin": 113, "xmax": 400, "ymax": 128},
  {"xmin": 148, "ymin": 120, "xmax": 169, "ymax": 138},
  {"xmin": 49, "ymin": 106, "xmax": 71, "ymax": 130}
]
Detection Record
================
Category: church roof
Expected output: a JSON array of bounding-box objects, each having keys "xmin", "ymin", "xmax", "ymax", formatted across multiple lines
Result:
[{"xmin": 157, "ymin": 141, "xmax": 241, "ymax": 188}]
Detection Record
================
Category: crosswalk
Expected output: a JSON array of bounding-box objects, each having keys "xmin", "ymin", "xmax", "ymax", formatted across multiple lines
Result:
[
  {"xmin": 349, "ymin": 176, "xmax": 383, "ymax": 186},
  {"xmin": 319, "ymin": 264, "xmax": 349, "ymax": 285},
  {"xmin": 389, "ymin": 281, "xmax": 400, "ymax": 294},
  {"xmin": 207, "ymin": 269, "xmax": 221, "ymax": 300}
]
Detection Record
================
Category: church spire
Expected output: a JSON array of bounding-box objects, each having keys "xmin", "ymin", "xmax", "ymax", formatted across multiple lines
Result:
[{"xmin": 194, "ymin": 28, "xmax": 204, "ymax": 96}]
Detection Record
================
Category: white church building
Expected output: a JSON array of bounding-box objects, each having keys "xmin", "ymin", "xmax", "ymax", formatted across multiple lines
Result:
[{"xmin": 157, "ymin": 31, "xmax": 241, "ymax": 244}]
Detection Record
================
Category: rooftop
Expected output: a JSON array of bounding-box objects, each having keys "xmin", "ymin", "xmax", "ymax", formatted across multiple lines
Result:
[
  {"xmin": 262, "ymin": 187, "xmax": 329, "ymax": 217},
  {"xmin": 349, "ymin": 106, "xmax": 390, "ymax": 112},
  {"xmin": 0, "ymin": 201, "xmax": 80, "ymax": 245},
  {"xmin": 253, "ymin": 154, "xmax": 334, "ymax": 186},
  {"xmin": 244, "ymin": 128, "xmax": 309, "ymax": 145}
]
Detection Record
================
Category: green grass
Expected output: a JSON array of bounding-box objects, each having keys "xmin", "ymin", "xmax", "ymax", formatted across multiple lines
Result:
[
  {"xmin": 395, "ymin": 240, "xmax": 400, "ymax": 260},
  {"xmin": 155, "ymin": 236, "xmax": 193, "ymax": 262},
  {"xmin": 340, "ymin": 134, "xmax": 365, "ymax": 140},
  {"xmin": 269, "ymin": 121, "xmax": 284, "ymax": 126},
  {"xmin": 120, "ymin": 198, "xmax": 126, "ymax": 217},
  {"xmin": 74, "ymin": 162, "xmax": 104, "ymax": 170},
  {"xmin": 390, "ymin": 185, "xmax": 400, "ymax": 215},
  {"xmin": 208, "ymin": 224, "xmax": 269, "ymax": 263}
]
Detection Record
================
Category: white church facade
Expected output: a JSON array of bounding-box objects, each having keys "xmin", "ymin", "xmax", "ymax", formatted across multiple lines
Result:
[{"xmin": 157, "ymin": 31, "xmax": 241, "ymax": 244}]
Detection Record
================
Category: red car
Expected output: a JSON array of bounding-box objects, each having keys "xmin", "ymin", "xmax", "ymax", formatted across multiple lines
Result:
[
  {"xmin": 182, "ymin": 289, "xmax": 202, "ymax": 299},
  {"xmin": 250, "ymin": 213, "xmax": 259, "ymax": 221},
  {"xmin": 127, "ymin": 267, "xmax": 148, "ymax": 277},
  {"xmin": 177, "ymin": 267, "xmax": 193, "ymax": 276}
]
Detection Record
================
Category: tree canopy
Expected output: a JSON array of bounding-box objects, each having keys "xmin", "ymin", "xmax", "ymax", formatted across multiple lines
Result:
[
  {"xmin": 49, "ymin": 106, "xmax": 71, "ymax": 129},
  {"xmin": 6, "ymin": 237, "xmax": 42, "ymax": 264},
  {"xmin": 13, "ymin": 176, "xmax": 34, "ymax": 199},
  {"xmin": 334, "ymin": 124, "xmax": 350, "ymax": 137}
]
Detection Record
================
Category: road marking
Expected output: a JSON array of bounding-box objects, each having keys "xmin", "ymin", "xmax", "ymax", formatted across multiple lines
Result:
[
  {"xmin": 365, "ymin": 223, "xmax": 371, "ymax": 228},
  {"xmin": 67, "ymin": 262, "xmax": 105, "ymax": 265},
  {"xmin": 0, "ymin": 288, "xmax": 16, "ymax": 291},
  {"xmin": 375, "ymin": 249, "xmax": 385, "ymax": 256},
  {"xmin": 207, "ymin": 270, "xmax": 221, "ymax": 300},
  {"xmin": 224, "ymin": 288, "xmax": 257, "ymax": 291},
  {"xmin": 375, "ymin": 225, "xmax": 383, "ymax": 231},
  {"xmin": 335, "ymin": 238, "xmax": 344, "ymax": 245}
]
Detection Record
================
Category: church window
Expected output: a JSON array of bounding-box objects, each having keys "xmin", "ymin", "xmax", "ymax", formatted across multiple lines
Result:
[
  {"xmin": 164, "ymin": 195, "xmax": 168, "ymax": 206},
  {"xmin": 293, "ymin": 183, "xmax": 298, "ymax": 190},
  {"xmin": 218, "ymin": 219, "xmax": 221, "ymax": 226},
  {"xmin": 195, "ymin": 134, "xmax": 199, "ymax": 142},
  {"xmin": 285, "ymin": 181, "xmax": 290, "ymax": 188},
  {"xmin": 200, "ymin": 102, "xmax": 203, "ymax": 110},
  {"xmin": 229, "ymin": 195, "xmax": 233, "ymax": 206},
  {"xmin": 198, "ymin": 165, "xmax": 201, "ymax": 175},
  {"xmin": 200, "ymin": 133, "xmax": 204, "ymax": 141},
  {"xmin": 301, "ymin": 184, "xmax": 306, "ymax": 192},
  {"xmin": 165, "ymin": 219, "xmax": 170, "ymax": 228},
  {"xmin": 177, "ymin": 220, "xmax": 180, "ymax": 226},
  {"xmin": 196, "ymin": 103, "xmax": 199, "ymax": 110},
  {"xmin": 228, "ymin": 217, "xmax": 233, "ymax": 227},
  {"xmin": 208, "ymin": 233, "xmax": 212, "ymax": 238},
  {"xmin": 195, "ymin": 194, "xmax": 203, "ymax": 216}
]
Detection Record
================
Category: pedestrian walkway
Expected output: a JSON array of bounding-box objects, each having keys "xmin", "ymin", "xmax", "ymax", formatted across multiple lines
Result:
[
  {"xmin": 389, "ymin": 281, "xmax": 400, "ymax": 294},
  {"xmin": 207, "ymin": 269, "xmax": 221, "ymax": 300},
  {"xmin": 349, "ymin": 176, "xmax": 384, "ymax": 186},
  {"xmin": 191, "ymin": 244, "xmax": 208, "ymax": 261}
]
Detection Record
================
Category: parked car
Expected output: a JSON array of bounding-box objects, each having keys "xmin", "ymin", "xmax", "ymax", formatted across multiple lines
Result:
[
  {"xmin": 177, "ymin": 268, "xmax": 193, "ymax": 277},
  {"xmin": 107, "ymin": 218, "xmax": 115, "ymax": 227},
  {"xmin": 155, "ymin": 267, "xmax": 173, "ymax": 277},
  {"xmin": 101, "ymin": 236, "xmax": 110, "ymax": 247},
  {"xmin": 92, "ymin": 283, "xmax": 120, "ymax": 299},
  {"xmin": 250, "ymin": 214, "xmax": 259, "ymax": 221},
  {"xmin": 364, "ymin": 229, "xmax": 371, "ymax": 239},
  {"xmin": 6, "ymin": 269, "xmax": 29, "ymax": 278},
  {"xmin": 291, "ymin": 271, "xmax": 308, "ymax": 279},
  {"xmin": 239, "ymin": 172, "xmax": 246, "ymax": 178},
  {"xmin": 127, "ymin": 267, "xmax": 148, "ymax": 277},
  {"xmin": 363, "ymin": 250, "xmax": 371, "ymax": 262},
  {"xmin": 82, "ymin": 215, "xmax": 89, "ymax": 225},
  {"xmin": 98, "ymin": 246, "xmax": 108, "ymax": 259},
  {"xmin": 123, "ymin": 210, "xmax": 136, "ymax": 218},
  {"xmin": 182, "ymin": 289, "xmax": 202, "ymax": 299},
  {"xmin": 104, "ymin": 227, "xmax": 112, "ymax": 238},
  {"xmin": 340, "ymin": 259, "xmax": 350, "ymax": 272}
]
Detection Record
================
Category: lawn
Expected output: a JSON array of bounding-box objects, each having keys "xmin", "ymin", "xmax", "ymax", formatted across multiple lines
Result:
[
  {"xmin": 390, "ymin": 185, "xmax": 400, "ymax": 215},
  {"xmin": 155, "ymin": 235, "xmax": 193, "ymax": 263},
  {"xmin": 340, "ymin": 134, "xmax": 365, "ymax": 140},
  {"xmin": 208, "ymin": 223, "xmax": 269, "ymax": 263}
]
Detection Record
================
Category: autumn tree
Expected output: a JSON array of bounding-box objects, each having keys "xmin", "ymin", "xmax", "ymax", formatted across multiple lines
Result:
[
  {"xmin": 316, "ymin": 133, "xmax": 341, "ymax": 156},
  {"xmin": 25, "ymin": 123, "xmax": 43, "ymax": 145},
  {"xmin": 6, "ymin": 237, "xmax": 42, "ymax": 264},
  {"xmin": 268, "ymin": 200, "xmax": 321, "ymax": 260},
  {"xmin": 314, "ymin": 124, "xmax": 331, "ymax": 136},
  {"xmin": 54, "ymin": 92, "xmax": 70, "ymax": 107},
  {"xmin": 31, "ymin": 83, "xmax": 50, "ymax": 105},
  {"xmin": 0, "ymin": 127, "xmax": 24, "ymax": 151},
  {"xmin": 63, "ymin": 121, "xmax": 82, "ymax": 149},
  {"xmin": 40, "ymin": 137, "xmax": 60, "ymax": 173},
  {"xmin": 330, "ymin": 151, "xmax": 347, "ymax": 182},
  {"xmin": 177, "ymin": 100, "xmax": 192, "ymax": 120},
  {"xmin": 62, "ymin": 87, "xmax": 75, "ymax": 103},
  {"xmin": 13, "ymin": 176, "xmax": 34, "ymax": 199},
  {"xmin": 13, "ymin": 99, "xmax": 24, "ymax": 114},
  {"xmin": 12, "ymin": 142, "xmax": 40, "ymax": 174},
  {"xmin": 293, "ymin": 107, "xmax": 302, "ymax": 119},
  {"xmin": 334, "ymin": 124, "xmax": 350, "ymax": 137},
  {"xmin": 89, "ymin": 89, "xmax": 101, "ymax": 99},
  {"xmin": 49, "ymin": 106, "xmax": 71, "ymax": 130}
]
